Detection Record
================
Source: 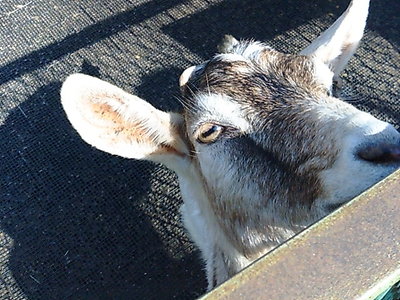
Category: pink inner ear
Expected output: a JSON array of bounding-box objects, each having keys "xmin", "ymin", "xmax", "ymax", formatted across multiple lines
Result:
[
  {"xmin": 86, "ymin": 96, "xmax": 186, "ymax": 158},
  {"xmin": 87, "ymin": 97, "xmax": 151, "ymax": 145}
]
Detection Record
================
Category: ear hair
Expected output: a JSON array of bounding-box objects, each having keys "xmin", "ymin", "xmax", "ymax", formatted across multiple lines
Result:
[{"xmin": 61, "ymin": 73, "xmax": 189, "ymax": 168}]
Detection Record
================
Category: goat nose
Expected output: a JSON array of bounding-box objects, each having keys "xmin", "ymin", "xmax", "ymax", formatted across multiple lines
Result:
[{"xmin": 357, "ymin": 143, "xmax": 400, "ymax": 163}]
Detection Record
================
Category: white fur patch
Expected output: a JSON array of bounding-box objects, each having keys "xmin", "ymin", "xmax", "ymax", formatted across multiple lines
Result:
[
  {"xmin": 215, "ymin": 53, "xmax": 249, "ymax": 63},
  {"xmin": 313, "ymin": 58, "xmax": 334, "ymax": 90},
  {"xmin": 315, "ymin": 102, "xmax": 400, "ymax": 209},
  {"xmin": 231, "ymin": 41, "xmax": 271, "ymax": 61},
  {"xmin": 238, "ymin": 41, "xmax": 268, "ymax": 60},
  {"xmin": 177, "ymin": 164, "xmax": 248, "ymax": 290},
  {"xmin": 192, "ymin": 93, "xmax": 251, "ymax": 133}
]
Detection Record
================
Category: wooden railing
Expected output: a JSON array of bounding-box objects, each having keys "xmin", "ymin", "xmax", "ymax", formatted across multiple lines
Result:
[{"xmin": 201, "ymin": 170, "xmax": 400, "ymax": 300}]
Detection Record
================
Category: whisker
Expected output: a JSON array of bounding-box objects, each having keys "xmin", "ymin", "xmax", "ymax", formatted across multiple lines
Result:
[
  {"xmin": 173, "ymin": 91, "xmax": 199, "ymax": 113},
  {"xmin": 205, "ymin": 73, "xmax": 211, "ymax": 96},
  {"xmin": 174, "ymin": 95, "xmax": 192, "ymax": 111},
  {"xmin": 190, "ymin": 149, "xmax": 202, "ymax": 157}
]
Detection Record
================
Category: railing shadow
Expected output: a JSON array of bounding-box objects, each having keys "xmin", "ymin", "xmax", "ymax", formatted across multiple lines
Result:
[
  {"xmin": 0, "ymin": 0, "xmax": 187, "ymax": 86},
  {"xmin": 162, "ymin": 0, "xmax": 348, "ymax": 58}
]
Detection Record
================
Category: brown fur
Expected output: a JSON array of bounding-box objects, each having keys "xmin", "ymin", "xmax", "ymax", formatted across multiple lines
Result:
[
  {"xmin": 180, "ymin": 49, "xmax": 342, "ymax": 258},
  {"xmin": 91, "ymin": 102, "xmax": 145, "ymax": 141}
]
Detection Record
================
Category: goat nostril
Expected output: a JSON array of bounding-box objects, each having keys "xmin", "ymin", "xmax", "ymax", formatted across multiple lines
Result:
[{"xmin": 358, "ymin": 144, "xmax": 400, "ymax": 163}]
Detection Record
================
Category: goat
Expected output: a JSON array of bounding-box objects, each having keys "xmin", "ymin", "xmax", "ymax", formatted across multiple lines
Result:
[{"xmin": 61, "ymin": 0, "xmax": 400, "ymax": 290}]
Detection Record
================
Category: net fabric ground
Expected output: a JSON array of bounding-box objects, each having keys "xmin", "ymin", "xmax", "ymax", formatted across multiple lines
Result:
[{"xmin": 0, "ymin": 0, "xmax": 399, "ymax": 299}]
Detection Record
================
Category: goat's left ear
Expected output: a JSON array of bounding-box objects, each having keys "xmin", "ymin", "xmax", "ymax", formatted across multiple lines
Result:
[
  {"xmin": 300, "ymin": 0, "xmax": 370, "ymax": 80},
  {"xmin": 61, "ymin": 74, "xmax": 189, "ymax": 171}
]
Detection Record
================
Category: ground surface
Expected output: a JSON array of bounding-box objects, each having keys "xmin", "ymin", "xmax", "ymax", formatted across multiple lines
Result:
[{"xmin": 0, "ymin": 0, "xmax": 399, "ymax": 299}]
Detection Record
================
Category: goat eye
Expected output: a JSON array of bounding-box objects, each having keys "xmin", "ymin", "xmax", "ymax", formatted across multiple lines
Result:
[{"xmin": 196, "ymin": 123, "xmax": 224, "ymax": 144}]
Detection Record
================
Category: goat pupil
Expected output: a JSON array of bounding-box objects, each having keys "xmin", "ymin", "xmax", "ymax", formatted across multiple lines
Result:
[
  {"xmin": 197, "ymin": 124, "xmax": 223, "ymax": 144},
  {"xmin": 203, "ymin": 125, "xmax": 217, "ymax": 137},
  {"xmin": 202, "ymin": 126, "xmax": 218, "ymax": 138}
]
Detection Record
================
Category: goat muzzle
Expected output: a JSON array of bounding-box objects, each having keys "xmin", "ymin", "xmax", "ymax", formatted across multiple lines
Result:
[{"xmin": 357, "ymin": 143, "xmax": 400, "ymax": 164}]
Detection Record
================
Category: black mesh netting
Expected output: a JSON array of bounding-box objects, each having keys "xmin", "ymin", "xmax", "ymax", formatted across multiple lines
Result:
[{"xmin": 0, "ymin": 0, "xmax": 399, "ymax": 299}]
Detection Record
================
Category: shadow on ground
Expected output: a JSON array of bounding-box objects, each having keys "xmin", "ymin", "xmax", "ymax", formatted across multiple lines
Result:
[{"xmin": 0, "ymin": 80, "xmax": 206, "ymax": 299}]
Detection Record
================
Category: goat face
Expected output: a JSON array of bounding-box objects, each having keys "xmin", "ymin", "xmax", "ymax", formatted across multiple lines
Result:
[
  {"xmin": 61, "ymin": 0, "xmax": 399, "ymax": 290},
  {"xmin": 178, "ymin": 41, "xmax": 400, "ymax": 258}
]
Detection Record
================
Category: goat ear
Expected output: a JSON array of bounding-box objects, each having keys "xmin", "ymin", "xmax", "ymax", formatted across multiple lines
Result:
[
  {"xmin": 179, "ymin": 64, "xmax": 206, "ymax": 95},
  {"xmin": 179, "ymin": 66, "xmax": 197, "ymax": 88},
  {"xmin": 217, "ymin": 34, "xmax": 239, "ymax": 53},
  {"xmin": 300, "ymin": 0, "xmax": 370, "ymax": 79},
  {"xmin": 61, "ymin": 74, "xmax": 189, "ymax": 169}
]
